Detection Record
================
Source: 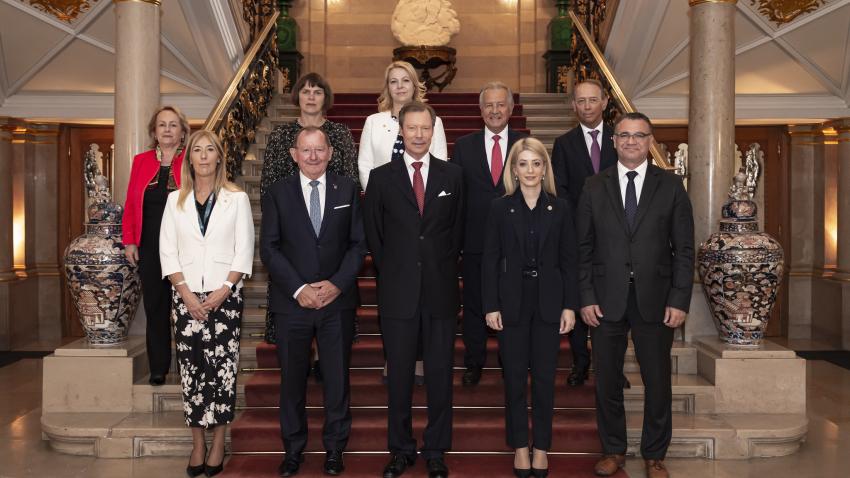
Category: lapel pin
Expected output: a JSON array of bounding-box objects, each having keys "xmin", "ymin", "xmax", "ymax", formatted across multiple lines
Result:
[
  {"xmin": 333, "ymin": 184, "xmax": 338, "ymax": 190},
  {"xmin": 547, "ymin": 205, "xmax": 553, "ymax": 211},
  {"xmin": 510, "ymin": 208, "xmax": 514, "ymax": 213}
]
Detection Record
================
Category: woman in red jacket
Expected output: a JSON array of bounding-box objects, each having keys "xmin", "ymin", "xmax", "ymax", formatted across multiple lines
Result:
[{"xmin": 122, "ymin": 105, "xmax": 190, "ymax": 385}]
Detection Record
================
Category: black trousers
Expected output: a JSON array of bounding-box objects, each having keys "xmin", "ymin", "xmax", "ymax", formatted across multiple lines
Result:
[
  {"xmin": 567, "ymin": 310, "xmax": 591, "ymax": 371},
  {"xmin": 497, "ymin": 277, "xmax": 560, "ymax": 450},
  {"xmin": 462, "ymin": 253, "xmax": 487, "ymax": 369},
  {"xmin": 138, "ymin": 246, "xmax": 173, "ymax": 377},
  {"xmin": 381, "ymin": 310, "xmax": 455, "ymax": 459},
  {"xmin": 591, "ymin": 284, "xmax": 673, "ymax": 459},
  {"xmin": 275, "ymin": 309, "xmax": 355, "ymax": 455}
]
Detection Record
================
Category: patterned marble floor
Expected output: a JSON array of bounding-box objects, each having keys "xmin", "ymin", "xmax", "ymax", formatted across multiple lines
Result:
[{"xmin": 3, "ymin": 339, "xmax": 850, "ymax": 478}]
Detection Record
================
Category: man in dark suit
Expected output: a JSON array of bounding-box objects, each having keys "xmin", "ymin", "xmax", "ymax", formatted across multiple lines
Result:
[
  {"xmin": 364, "ymin": 102, "xmax": 464, "ymax": 478},
  {"xmin": 260, "ymin": 127, "xmax": 367, "ymax": 477},
  {"xmin": 576, "ymin": 112, "xmax": 694, "ymax": 478},
  {"xmin": 453, "ymin": 81, "xmax": 526, "ymax": 386},
  {"xmin": 551, "ymin": 79, "xmax": 618, "ymax": 387}
]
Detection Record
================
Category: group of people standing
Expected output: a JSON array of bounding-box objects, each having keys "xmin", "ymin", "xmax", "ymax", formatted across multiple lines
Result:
[{"xmin": 121, "ymin": 59, "xmax": 694, "ymax": 478}]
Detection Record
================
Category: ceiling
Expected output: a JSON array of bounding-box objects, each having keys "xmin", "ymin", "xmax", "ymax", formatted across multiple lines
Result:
[
  {"xmin": 0, "ymin": 0, "xmax": 247, "ymax": 123},
  {"xmin": 606, "ymin": 0, "xmax": 850, "ymax": 123}
]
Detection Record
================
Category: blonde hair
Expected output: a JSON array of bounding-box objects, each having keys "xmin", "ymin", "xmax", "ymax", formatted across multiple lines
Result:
[
  {"xmin": 147, "ymin": 105, "xmax": 191, "ymax": 149},
  {"xmin": 177, "ymin": 130, "xmax": 241, "ymax": 210},
  {"xmin": 377, "ymin": 61, "xmax": 428, "ymax": 112},
  {"xmin": 502, "ymin": 137, "xmax": 557, "ymax": 196}
]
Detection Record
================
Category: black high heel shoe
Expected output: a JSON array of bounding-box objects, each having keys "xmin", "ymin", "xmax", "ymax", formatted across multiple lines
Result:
[
  {"xmin": 513, "ymin": 467, "xmax": 532, "ymax": 478},
  {"xmin": 530, "ymin": 467, "xmax": 548, "ymax": 477},
  {"xmin": 204, "ymin": 461, "xmax": 224, "ymax": 477},
  {"xmin": 186, "ymin": 446, "xmax": 206, "ymax": 477}
]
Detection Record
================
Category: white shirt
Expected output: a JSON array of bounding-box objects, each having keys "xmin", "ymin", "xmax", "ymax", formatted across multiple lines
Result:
[
  {"xmin": 403, "ymin": 151, "xmax": 431, "ymax": 191},
  {"xmin": 617, "ymin": 159, "xmax": 648, "ymax": 207},
  {"xmin": 299, "ymin": 171, "xmax": 326, "ymax": 221},
  {"xmin": 580, "ymin": 121, "xmax": 604, "ymax": 157},
  {"xmin": 293, "ymin": 171, "xmax": 327, "ymax": 299},
  {"xmin": 484, "ymin": 126, "xmax": 509, "ymax": 173}
]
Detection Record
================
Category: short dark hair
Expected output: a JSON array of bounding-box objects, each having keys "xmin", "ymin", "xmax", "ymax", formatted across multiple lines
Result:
[
  {"xmin": 398, "ymin": 102, "xmax": 436, "ymax": 127},
  {"xmin": 290, "ymin": 72, "xmax": 334, "ymax": 112},
  {"xmin": 614, "ymin": 111, "xmax": 653, "ymax": 134},
  {"xmin": 293, "ymin": 125, "xmax": 331, "ymax": 148}
]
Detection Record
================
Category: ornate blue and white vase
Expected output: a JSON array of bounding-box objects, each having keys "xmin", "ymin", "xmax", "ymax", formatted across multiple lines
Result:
[
  {"xmin": 697, "ymin": 146, "xmax": 784, "ymax": 346},
  {"xmin": 64, "ymin": 158, "xmax": 141, "ymax": 345}
]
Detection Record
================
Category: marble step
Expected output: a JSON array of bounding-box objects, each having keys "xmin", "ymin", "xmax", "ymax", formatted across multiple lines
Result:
[{"xmin": 40, "ymin": 408, "xmax": 806, "ymax": 459}]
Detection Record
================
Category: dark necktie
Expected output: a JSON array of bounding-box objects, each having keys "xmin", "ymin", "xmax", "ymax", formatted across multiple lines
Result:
[
  {"xmin": 412, "ymin": 161, "xmax": 425, "ymax": 216},
  {"xmin": 309, "ymin": 180, "xmax": 321, "ymax": 236},
  {"xmin": 589, "ymin": 130, "xmax": 601, "ymax": 173},
  {"xmin": 490, "ymin": 134, "xmax": 503, "ymax": 186},
  {"xmin": 625, "ymin": 171, "xmax": 638, "ymax": 230}
]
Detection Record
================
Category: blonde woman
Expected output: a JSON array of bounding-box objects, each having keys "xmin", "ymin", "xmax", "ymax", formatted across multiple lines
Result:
[
  {"xmin": 357, "ymin": 60, "xmax": 447, "ymax": 189},
  {"xmin": 159, "ymin": 130, "xmax": 254, "ymax": 477},
  {"xmin": 481, "ymin": 137, "xmax": 578, "ymax": 478}
]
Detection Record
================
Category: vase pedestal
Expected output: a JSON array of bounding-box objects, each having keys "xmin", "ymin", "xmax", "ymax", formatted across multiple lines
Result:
[{"xmin": 696, "ymin": 335, "xmax": 805, "ymax": 415}]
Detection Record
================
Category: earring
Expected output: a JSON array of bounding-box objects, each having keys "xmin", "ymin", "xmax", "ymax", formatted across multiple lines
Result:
[{"xmin": 514, "ymin": 176, "xmax": 519, "ymax": 182}]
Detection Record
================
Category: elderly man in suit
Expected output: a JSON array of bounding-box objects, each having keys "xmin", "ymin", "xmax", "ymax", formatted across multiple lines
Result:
[
  {"xmin": 550, "ymin": 79, "xmax": 618, "ymax": 387},
  {"xmin": 364, "ymin": 102, "xmax": 464, "ymax": 478},
  {"xmin": 260, "ymin": 126, "xmax": 367, "ymax": 477},
  {"xmin": 576, "ymin": 112, "xmax": 694, "ymax": 478},
  {"xmin": 453, "ymin": 81, "xmax": 527, "ymax": 386}
]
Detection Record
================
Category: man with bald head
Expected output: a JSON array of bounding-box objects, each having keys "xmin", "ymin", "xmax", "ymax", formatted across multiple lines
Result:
[{"xmin": 550, "ymin": 79, "xmax": 618, "ymax": 387}]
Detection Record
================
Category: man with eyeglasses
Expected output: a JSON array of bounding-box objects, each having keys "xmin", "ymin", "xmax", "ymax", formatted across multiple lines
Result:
[
  {"xmin": 551, "ymin": 79, "xmax": 618, "ymax": 387},
  {"xmin": 575, "ymin": 112, "xmax": 694, "ymax": 478}
]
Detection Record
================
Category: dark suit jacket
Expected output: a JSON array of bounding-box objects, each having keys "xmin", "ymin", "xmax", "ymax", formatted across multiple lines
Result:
[
  {"xmin": 551, "ymin": 123, "xmax": 617, "ymax": 212},
  {"xmin": 576, "ymin": 163, "xmax": 695, "ymax": 322},
  {"xmin": 453, "ymin": 128, "xmax": 527, "ymax": 254},
  {"xmin": 260, "ymin": 172, "xmax": 367, "ymax": 315},
  {"xmin": 481, "ymin": 192, "xmax": 579, "ymax": 325},
  {"xmin": 364, "ymin": 155, "xmax": 465, "ymax": 319}
]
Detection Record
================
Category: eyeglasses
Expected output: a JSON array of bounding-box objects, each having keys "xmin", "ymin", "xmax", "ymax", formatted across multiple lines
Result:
[{"xmin": 614, "ymin": 132, "xmax": 652, "ymax": 141}]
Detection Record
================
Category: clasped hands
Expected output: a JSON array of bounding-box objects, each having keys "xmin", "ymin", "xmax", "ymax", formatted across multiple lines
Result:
[
  {"xmin": 185, "ymin": 285, "xmax": 232, "ymax": 322},
  {"xmin": 580, "ymin": 304, "xmax": 687, "ymax": 328},
  {"xmin": 485, "ymin": 309, "xmax": 576, "ymax": 334},
  {"xmin": 296, "ymin": 280, "xmax": 341, "ymax": 310}
]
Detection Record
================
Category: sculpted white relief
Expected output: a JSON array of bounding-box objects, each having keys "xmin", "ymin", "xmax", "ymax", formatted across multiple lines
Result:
[{"xmin": 391, "ymin": 0, "xmax": 461, "ymax": 46}]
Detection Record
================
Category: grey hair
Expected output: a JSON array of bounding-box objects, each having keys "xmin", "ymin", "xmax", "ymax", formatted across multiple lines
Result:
[{"xmin": 479, "ymin": 81, "xmax": 514, "ymax": 110}]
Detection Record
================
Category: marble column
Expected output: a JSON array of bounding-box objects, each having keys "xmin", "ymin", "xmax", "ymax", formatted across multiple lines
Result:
[
  {"xmin": 113, "ymin": 0, "xmax": 160, "ymax": 205},
  {"xmin": 0, "ymin": 119, "xmax": 15, "ymax": 350},
  {"xmin": 833, "ymin": 120, "xmax": 850, "ymax": 281},
  {"xmin": 685, "ymin": 0, "xmax": 738, "ymax": 339}
]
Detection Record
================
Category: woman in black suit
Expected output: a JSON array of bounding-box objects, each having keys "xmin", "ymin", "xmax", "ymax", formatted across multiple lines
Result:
[{"xmin": 482, "ymin": 137, "xmax": 579, "ymax": 478}]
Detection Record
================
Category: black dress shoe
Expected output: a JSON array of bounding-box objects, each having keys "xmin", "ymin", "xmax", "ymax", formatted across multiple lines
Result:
[
  {"xmin": 382, "ymin": 453, "xmax": 415, "ymax": 478},
  {"xmin": 204, "ymin": 461, "xmax": 223, "ymax": 477},
  {"xmin": 530, "ymin": 467, "xmax": 548, "ymax": 477},
  {"xmin": 426, "ymin": 457, "xmax": 449, "ymax": 478},
  {"xmin": 149, "ymin": 374, "xmax": 166, "ymax": 386},
  {"xmin": 324, "ymin": 450, "xmax": 344, "ymax": 475},
  {"xmin": 312, "ymin": 360, "xmax": 323, "ymax": 383},
  {"xmin": 278, "ymin": 454, "xmax": 303, "ymax": 477},
  {"xmin": 186, "ymin": 462, "xmax": 205, "ymax": 477},
  {"xmin": 462, "ymin": 366, "xmax": 482, "ymax": 386},
  {"xmin": 566, "ymin": 367, "xmax": 588, "ymax": 386},
  {"xmin": 513, "ymin": 467, "xmax": 532, "ymax": 478}
]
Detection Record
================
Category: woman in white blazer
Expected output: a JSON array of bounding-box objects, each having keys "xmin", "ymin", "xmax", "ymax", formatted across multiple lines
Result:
[
  {"xmin": 159, "ymin": 130, "xmax": 254, "ymax": 478},
  {"xmin": 357, "ymin": 60, "xmax": 448, "ymax": 189}
]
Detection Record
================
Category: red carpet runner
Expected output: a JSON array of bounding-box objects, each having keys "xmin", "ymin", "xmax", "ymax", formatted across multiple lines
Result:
[{"xmin": 221, "ymin": 93, "xmax": 627, "ymax": 477}]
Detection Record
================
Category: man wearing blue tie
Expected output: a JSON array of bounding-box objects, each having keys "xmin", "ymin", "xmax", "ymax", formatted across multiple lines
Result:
[{"xmin": 260, "ymin": 127, "xmax": 367, "ymax": 476}]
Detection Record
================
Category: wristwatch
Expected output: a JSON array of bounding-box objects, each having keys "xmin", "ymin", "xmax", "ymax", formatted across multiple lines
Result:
[{"xmin": 223, "ymin": 280, "xmax": 236, "ymax": 292}]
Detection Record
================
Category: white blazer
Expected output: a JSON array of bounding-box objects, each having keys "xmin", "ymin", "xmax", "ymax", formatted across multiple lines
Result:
[
  {"xmin": 357, "ymin": 111, "xmax": 448, "ymax": 189},
  {"xmin": 159, "ymin": 187, "xmax": 255, "ymax": 292}
]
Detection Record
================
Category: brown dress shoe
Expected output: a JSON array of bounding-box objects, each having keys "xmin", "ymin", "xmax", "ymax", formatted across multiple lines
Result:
[
  {"xmin": 593, "ymin": 454, "xmax": 625, "ymax": 476},
  {"xmin": 645, "ymin": 459, "xmax": 669, "ymax": 478}
]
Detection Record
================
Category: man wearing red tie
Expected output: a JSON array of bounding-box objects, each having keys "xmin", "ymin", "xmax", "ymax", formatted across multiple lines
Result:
[
  {"xmin": 364, "ymin": 102, "xmax": 465, "ymax": 478},
  {"xmin": 452, "ymin": 82, "xmax": 527, "ymax": 386}
]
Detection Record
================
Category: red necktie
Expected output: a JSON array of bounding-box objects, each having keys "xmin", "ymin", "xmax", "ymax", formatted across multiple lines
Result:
[
  {"xmin": 491, "ymin": 134, "xmax": 503, "ymax": 186},
  {"xmin": 412, "ymin": 161, "xmax": 425, "ymax": 216}
]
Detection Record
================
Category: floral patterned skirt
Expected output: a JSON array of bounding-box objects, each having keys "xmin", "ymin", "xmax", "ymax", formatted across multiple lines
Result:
[{"xmin": 173, "ymin": 288, "xmax": 243, "ymax": 428}]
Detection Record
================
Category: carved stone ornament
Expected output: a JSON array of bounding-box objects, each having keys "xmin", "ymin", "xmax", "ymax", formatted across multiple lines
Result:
[
  {"xmin": 391, "ymin": 0, "xmax": 461, "ymax": 47},
  {"xmin": 749, "ymin": 0, "xmax": 826, "ymax": 25},
  {"xmin": 23, "ymin": 0, "xmax": 100, "ymax": 23},
  {"xmin": 697, "ymin": 144, "xmax": 784, "ymax": 346}
]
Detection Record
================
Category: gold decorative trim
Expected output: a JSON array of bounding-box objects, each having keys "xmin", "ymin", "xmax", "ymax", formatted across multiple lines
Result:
[
  {"xmin": 689, "ymin": 0, "xmax": 737, "ymax": 6},
  {"xmin": 24, "ymin": 1, "xmax": 100, "ymax": 23},
  {"xmin": 112, "ymin": 0, "xmax": 161, "ymax": 5},
  {"xmin": 569, "ymin": 10, "xmax": 672, "ymax": 169},
  {"xmin": 748, "ymin": 0, "xmax": 825, "ymax": 25}
]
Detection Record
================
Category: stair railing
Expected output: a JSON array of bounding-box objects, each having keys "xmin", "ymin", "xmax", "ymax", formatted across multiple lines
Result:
[
  {"xmin": 569, "ymin": 9, "xmax": 673, "ymax": 170},
  {"xmin": 204, "ymin": 10, "xmax": 280, "ymax": 180}
]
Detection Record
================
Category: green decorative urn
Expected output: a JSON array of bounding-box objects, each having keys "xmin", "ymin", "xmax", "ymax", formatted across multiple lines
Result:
[
  {"xmin": 548, "ymin": 0, "xmax": 573, "ymax": 51},
  {"xmin": 277, "ymin": 0, "xmax": 297, "ymax": 51}
]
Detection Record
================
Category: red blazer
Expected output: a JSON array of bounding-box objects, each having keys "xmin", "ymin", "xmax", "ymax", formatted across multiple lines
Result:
[{"xmin": 121, "ymin": 149, "xmax": 184, "ymax": 246}]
